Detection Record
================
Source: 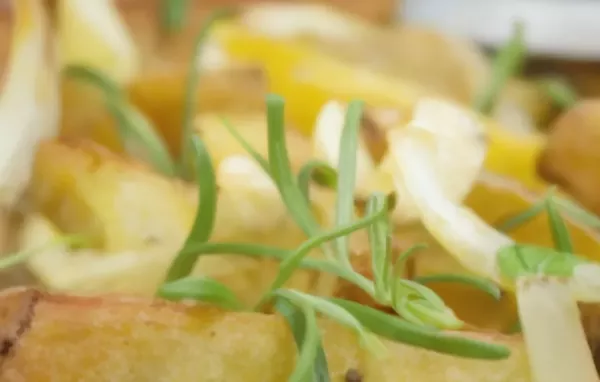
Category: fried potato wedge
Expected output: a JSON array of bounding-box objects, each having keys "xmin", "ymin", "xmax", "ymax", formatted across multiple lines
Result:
[
  {"xmin": 538, "ymin": 99, "xmax": 600, "ymax": 215},
  {"xmin": 25, "ymin": 139, "xmax": 320, "ymax": 303},
  {"xmin": 0, "ymin": 288, "xmax": 531, "ymax": 381}
]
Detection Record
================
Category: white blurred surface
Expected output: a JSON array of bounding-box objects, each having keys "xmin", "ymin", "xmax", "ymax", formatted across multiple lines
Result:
[{"xmin": 401, "ymin": 0, "xmax": 600, "ymax": 60}]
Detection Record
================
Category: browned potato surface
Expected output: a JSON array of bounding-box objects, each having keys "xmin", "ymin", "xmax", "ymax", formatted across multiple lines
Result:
[
  {"xmin": 0, "ymin": 288, "xmax": 531, "ymax": 381},
  {"xmin": 538, "ymin": 99, "xmax": 600, "ymax": 214}
]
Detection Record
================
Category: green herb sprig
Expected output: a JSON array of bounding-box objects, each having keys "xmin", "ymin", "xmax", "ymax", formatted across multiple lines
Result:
[
  {"xmin": 474, "ymin": 22, "xmax": 526, "ymax": 115},
  {"xmin": 160, "ymin": 94, "xmax": 512, "ymax": 377},
  {"xmin": 179, "ymin": 8, "xmax": 233, "ymax": 180},
  {"xmin": 63, "ymin": 65, "xmax": 176, "ymax": 177}
]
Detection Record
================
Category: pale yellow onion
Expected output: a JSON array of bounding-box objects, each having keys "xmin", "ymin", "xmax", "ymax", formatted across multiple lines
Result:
[
  {"xmin": 57, "ymin": 0, "xmax": 139, "ymax": 84},
  {"xmin": 388, "ymin": 98, "xmax": 487, "ymax": 224},
  {"xmin": 390, "ymin": 110, "xmax": 600, "ymax": 302},
  {"xmin": 517, "ymin": 278, "xmax": 597, "ymax": 382},
  {"xmin": 0, "ymin": 0, "xmax": 59, "ymax": 208}
]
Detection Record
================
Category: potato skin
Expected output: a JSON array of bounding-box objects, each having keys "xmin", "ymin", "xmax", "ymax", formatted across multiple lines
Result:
[
  {"xmin": 0, "ymin": 288, "xmax": 531, "ymax": 382},
  {"xmin": 537, "ymin": 99, "xmax": 600, "ymax": 215}
]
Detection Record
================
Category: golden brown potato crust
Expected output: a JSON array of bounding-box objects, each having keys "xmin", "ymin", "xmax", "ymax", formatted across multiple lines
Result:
[
  {"xmin": 0, "ymin": 288, "xmax": 531, "ymax": 382},
  {"xmin": 538, "ymin": 100, "xmax": 600, "ymax": 215}
]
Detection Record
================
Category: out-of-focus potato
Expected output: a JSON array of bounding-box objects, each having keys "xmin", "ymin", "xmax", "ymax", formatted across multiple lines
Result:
[
  {"xmin": 128, "ymin": 66, "xmax": 268, "ymax": 156},
  {"xmin": 60, "ymin": 66, "xmax": 268, "ymax": 155},
  {"xmin": 208, "ymin": 22, "xmax": 548, "ymax": 191},
  {"xmin": 196, "ymin": 112, "xmax": 312, "ymax": 171},
  {"xmin": 0, "ymin": 288, "xmax": 531, "ymax": 382},
  {"xmin": 25, "ymin": 139, "xmax": 320, "ymax": 303},
  {"xmin": 537, "ymin": 99, "xmax": 600, "ymax": 215}
]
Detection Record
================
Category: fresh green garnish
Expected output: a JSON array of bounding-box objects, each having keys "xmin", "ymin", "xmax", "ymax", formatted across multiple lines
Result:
[
  {"xmin": 545, "ymin": 189, "xmax": 573, "ymax": 253},
  {"xmin": 220, "ymin": 116, "xmax": 270, "ymax": 173},
  {"xmin": 334, "ymin": 100, "xmax": 365, "ymax": 268},
  {"xmin": 496, "ymin": 187, "xmax": 596, "ymax": 250},
  {"xmin": 179, "ymin": 8, "xmax": 233, "ymax": 180},
  {"xmin": 160, "ymin": 92, "xmax": 512, "ymax": 373},
  {"xmin": 275, "ymin": 297, "xmax": 329, "ymax": 382},
  {"xmin": 330, "ymin": 298, "xmax": 510, "ymax": 360},
  {"xmin": 474, "ymin": 22, "xmax": 526, "ymax": 115},
  {"xmin": 414, "ymin": 274, "xmax": 502, "ymax": 301},
  {"xmin": 539, "ymin": 77, "xmax": 578, "ymax": 110},
  {"xmin": 266, "ymin": 95, "xmax": 323, "ymax": 239},
  {"xmin": 497, "ymin": 244, "xmax": 584, "ymax": 282},
  {"xmin": 158, "ymin": 276, "xmax": 243, "ymax": 311},
  {"xmin": 297, "ymin": 160, "xmax": 337, "ymax": 203},
  {"xmin": 164, "ymin": 136, "xmax": 216, "ymax": 282},
  {"xmin": 160, "ymin": 0, "xmax": 190, "ymax": 34},
  {"xmin": 63, "ymin": 65, "xmax": 176, "ymax": 177}
]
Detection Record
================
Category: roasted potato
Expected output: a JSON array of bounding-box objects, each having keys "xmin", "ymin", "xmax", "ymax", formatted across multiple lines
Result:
[
  {"xmin": 25, "ymin": 138, "xmax": 320, "ymax": 302},
  {"xmin": 0, "ymin": 288, "xmax": 531, "ymax": 382},
  {"xmin": 538, "ymin": 99, "xmax": 600, "ymax": 215}
]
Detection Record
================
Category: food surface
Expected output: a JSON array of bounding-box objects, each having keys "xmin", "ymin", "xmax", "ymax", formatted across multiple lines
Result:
[{"xmin": 0, "ymin": 1, "xmax": 600, "ymax": 381}]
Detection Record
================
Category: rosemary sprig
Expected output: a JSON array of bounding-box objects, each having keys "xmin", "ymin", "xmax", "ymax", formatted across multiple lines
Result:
[
  {"xmin": 160, "ymin": 93, "xmax": 511, "ymax": 373},
  {"xmin": 63, "ymin": 65, "xmax": 176, "ymax": 176},
  {"xmin": 539, "ymin": 77, "xmax": 578, "ymax": 110},
  {"xmin": 474, "ymin": 22, "xmax": 526, "ymax": 115},
  {"xmin": 179, "ymin": 9, "xmax": 233, "ymax": 180},
  {"xmin": 160, "ymin": 0, "xmax": 191, "ymax": 34}
]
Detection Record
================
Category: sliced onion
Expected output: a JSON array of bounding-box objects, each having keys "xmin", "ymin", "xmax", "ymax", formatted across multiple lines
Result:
[
  {"xmin": 517, "ymin": 277, "xmax": 598, "ymax": 382},
  {"xmin": 388, "ymin": 98, "xmax": 487, "ymax": 224},
  {"xmin": 57, "ymin": 0, "xmax": 139, "ymax": 84},
  {"xmin": 0, "ymin": 0, "xmax": 59, "ymax": 208}
]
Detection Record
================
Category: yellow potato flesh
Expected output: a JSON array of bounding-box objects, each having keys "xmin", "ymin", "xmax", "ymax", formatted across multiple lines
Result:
[{"xmin": 0, "ymin": 288, "xmax": 531, "ymax": 382}]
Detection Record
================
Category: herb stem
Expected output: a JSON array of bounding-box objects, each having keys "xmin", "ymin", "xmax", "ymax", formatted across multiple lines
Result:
[
  {"xmin": 179, "ymin": 9, "xmax": 232, "ymax": 180},
  {"xmin": 474, "ymin": 22, "xmax": 526, "ymax": 115}
]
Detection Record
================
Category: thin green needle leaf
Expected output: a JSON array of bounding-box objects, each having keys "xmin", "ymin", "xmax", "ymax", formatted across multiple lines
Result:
[
  {"xmin": 413, "ymin": 274, "xmax": 502, "ymax": 300},
  {"xmin": 391, "ymin": 279, "xmax": 463, "ymax": 329},
  {"xmin": 391, "ymin": 244, "xmax": 428, "ymax": 283},
  {"xmin": 63, "ymin": 65, "xmax": 121, "ymax": 95},
  {"xmin": 545, "ymin": 192, "xmax": 573, "ymax": 253},
  {"xmin": 174, "ymin": 242, "xmax": 347, "ymax": 280},
  {"xmin": 220, "ymin": 116, "xmax": 270, "ymax": 173},
  {"xmin": 276, "ymin": 290, "xmax": 385, "ymax": 356},
  {"xmin": 0, "ymin": 234, "xmax": 88, "ymax": 270},
  {"xmin": 297, "ymin": 160, "xmax": 337, "ymax": 203},
  {"xmin": 107, "ymin": 101, "xmax": 177, "ymax": 176},
  {"xmin": 555, "ymin": 196, "xmax": 600, "ymax": 230},
  {"xmin": 158, "ymin": 276, "xmax": 243, "ymax": 311},
  {"xmin": 330, "ymin": 298, "xmax": 511, "ymax": 360},
  {"xmin": 474, "ymin": 22, "xmax": 526, "ymax": 115},
  {"xmin": 164, "ymin": 137, "xmax": 217, "ymax": 282},
  {"xmin": 266, "ymin": 94, "xmax": 321, "ymax": 238},
  {"xmin": 180, "ymin": 8, "xmax": 233, "ymax": 180},
  {"xmin": 255, "ymin": 206, "xmax": 387, "ymax": 309},
  {"xmin": 334, "ymin": 100, "xmax": 365, "ymax": 266},
  {"xmin": 366, "ymin": 192, "xmax": 390, "ymax": 300},
  {"xmin": 539, "ymin": 77, "xmax": 578, "ymax": 110},
  {"xmin": 275, "ymin": 298, "xmax": 330, "ymax": 382},
  {"xmin": 414, "ymin": 274, "xmax": 502, "ymax": 301},
  {"xmin": 63, "ymin": 65, "xmax": 176, "ymax": 176},
  {"xmin": 160, "ymin": 0, "xmax": 190, "ymax": 34},
  {"xmin": 496, "ymin": 199, "xmax": 546, "ymax": 232},
  {"xmin": 497, "ymin": 244, "xmax": 584, "ymax": 282}
]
